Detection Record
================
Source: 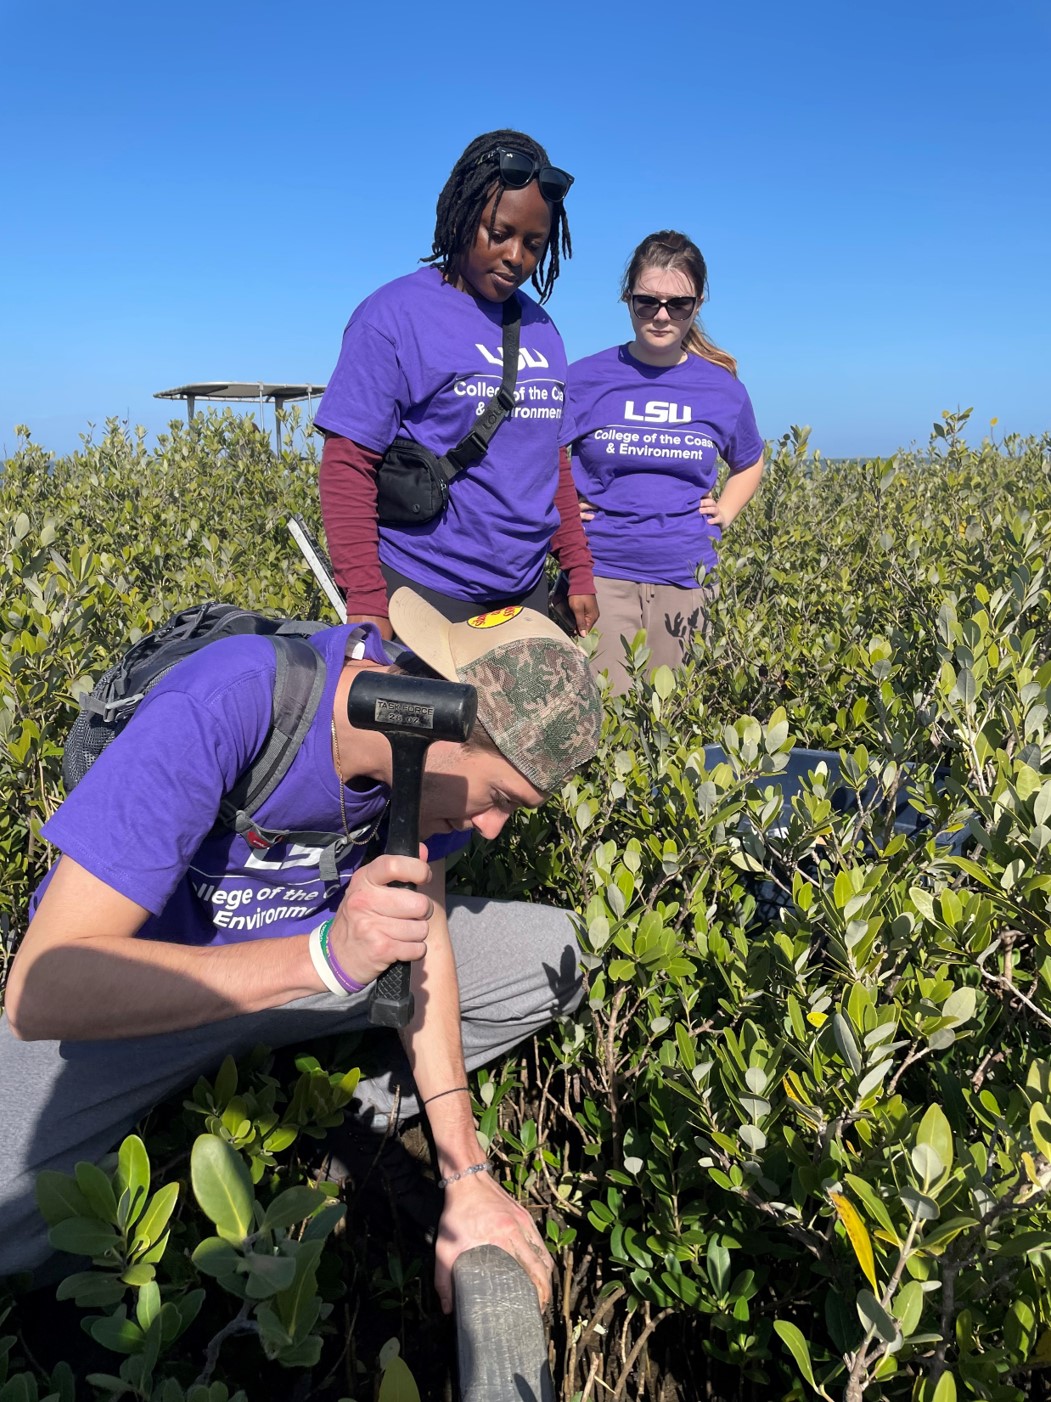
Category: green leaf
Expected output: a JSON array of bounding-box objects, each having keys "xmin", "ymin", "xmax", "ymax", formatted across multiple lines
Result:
[
  {"xmin": 273, "ymin": 1241, "xmax": 324, "ymax": 1338},
  {"xmin": 255, "ymin": 1303, "xmax": 292, "ymax": 1355},
  {"xmin": 916, "ymin": 1103, "xmax": 953, "ymax": 1178},
  {"xmin": 1030, "ymin": 1102, "xmax": 1051, "ymax": 1159},
  {"xmin": 135, "ymin": 1281, "xmax": 161, "ymax": 1332},
  {"xmin": 191, "ymin": 1135, "xmax": 254, "ymax": 1239},
  {"xmin": 911, "ymin": 1143, "xmax": 944, "ymax": 1190},
  {"xmin": 191, "ymin": 1236, "xmax": 242, "ymax": 1280},
  {"xmin": 996, "ymin": 1230, "xmax": 1051, "ymax": 1258},
  {"xmin": 378, "ymin": 1355, "xmax": 421, "ymax": 1402},
  {"xmin": 0, "ymin": 1379, "xmax": 34, "ymax": 1402},
  {"xmin": 243, "ymin": 1251, "xmax": 298, "ymax": 1299},
  {"xmin": 894, "ymin": 1279, "xmax": 924, "ymax": 1337},
  {"xmin": 920, "ymin": 1215, "xmax": 979, "ymax": 1254},
  {"xmin": 115, "ymin": 1136, "xmax": 150, "ymax": 1228},
  {"xmin": 706, "ymin": 1241, "xmax": 731, "ymax": 1295},
  {"xmin": 773, "ymin": 1320, "xmax": 822, "ymax": 1392},
  {"xmin": 932, "ymin": 1371, "xmax": 957, "ymax": 1402},
  {"xmin": 832, "ymin": 1013, "xmax": 862, "ymax": 1075},
  {"xmin": 272, "ymin": 1336, "xmax": 323, "ymax": 1368},
  {"xmin": 952, "ymin": 668, "xmax": 977, "ymax": 705},
  {"xmin": 35, "ymin": 1172, "xmax": 92, "ymax": 1226},
  {"xmin": 857, "ymin": 1288, "xmax": 899, "ymax": 1345},
  {"xmin": 48, "ymin": 1361, "xmax": 74, "ymax": 1402},
  {"xmin": 652, "ymin": 665, "xmax": 675, "ymax": 701},
  {"xmin": 941, "ymin": 988, "xmax": 976, "ymax": 1028},
  {"xmin": 213, "ymin": 1055, "xmax": 238, "ymax": 1105},
  {"xmin": 302, "ymin": 1201, "xmax": 346, "ymax": 1243},
  {"xmin": 900, "ymin": 1187, "xmax": 939, "ymax": 1221},
  {"xmin": 55, "ymin": 1271, "xmax": 127, "ymax": 1307},
  {"xmin": 261, "ymin": 1186, "xmax": 328, "ymax": 1231},
  {"xmin": 48, "ymin": 1216, "xmax": 122, "ymax": 1259},
  {"xmin": 262, "ymin": 1125, "xmax": 299, "ymax": 1154},
  {"xmin": 131, "ymin": 1182, "xmax": 179, "ymax": 1256},
  {"xmin": 75, "ymin": 1162, "xmax": 118, "ymax": 1223},
  {"xmin": 88, "ymin": 1314, "xmax": 146, "ymax": 1356}
]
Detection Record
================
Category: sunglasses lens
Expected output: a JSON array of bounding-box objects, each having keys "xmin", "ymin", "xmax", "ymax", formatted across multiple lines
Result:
[
  {"xmin": 631, "ymin": 295, "xmax": 696, "ymax": 320},
  {"xmin": 538, "ymin": 167, "xmax": 573, "ymax": 202},
  {"xmin": 497, "ymin": 150, "xmax": 535, "ymax": 188},
  {"xmin": 666, "ymin": 298, "xmax": 697, "ymax": 320}
]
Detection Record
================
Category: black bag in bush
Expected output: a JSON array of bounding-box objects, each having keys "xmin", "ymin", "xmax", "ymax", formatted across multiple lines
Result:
[{"xmin": 375, "ymin": 296, "xmax": 521, "ymax": 526}]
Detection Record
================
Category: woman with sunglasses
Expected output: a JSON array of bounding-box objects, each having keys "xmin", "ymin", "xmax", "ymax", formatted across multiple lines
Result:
[
  {"xmin": 563, "ymin": 230, "xmax": 764, "ymax": 692},
  {"xmin": 315, "ymin": 131, "xmax": 597, "ymax": 637}
]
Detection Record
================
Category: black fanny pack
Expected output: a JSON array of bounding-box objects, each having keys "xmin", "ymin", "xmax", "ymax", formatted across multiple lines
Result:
[{"xmin": 375, "ymin": 296, "xmax": 521, "ymax": 526}]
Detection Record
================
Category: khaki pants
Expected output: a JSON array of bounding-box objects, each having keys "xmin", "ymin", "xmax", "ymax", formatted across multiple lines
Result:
[{"xmin": 590, "ymin": 575, "xmax": 716, "ymax": 694}]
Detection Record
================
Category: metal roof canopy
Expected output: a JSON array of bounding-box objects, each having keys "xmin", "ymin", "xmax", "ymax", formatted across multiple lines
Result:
[{"xmin": 154, "ymin": 382, "xmax": 326, "ymax": 453}]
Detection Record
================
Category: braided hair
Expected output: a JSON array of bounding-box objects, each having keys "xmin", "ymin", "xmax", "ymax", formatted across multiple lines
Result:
[{"xmin": 423, "ymin": 130, "xmax": 572, "ymax": 304}]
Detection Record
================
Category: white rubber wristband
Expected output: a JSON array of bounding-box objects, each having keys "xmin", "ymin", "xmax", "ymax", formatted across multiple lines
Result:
[{"xmin": 308, "ymin": 923, "xmax": 349, "ymax": 997}]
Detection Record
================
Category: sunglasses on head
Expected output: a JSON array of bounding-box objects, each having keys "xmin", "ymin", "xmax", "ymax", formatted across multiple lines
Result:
[
  {"xmin": 629, "ymin": 293, "xmax": 699, "ymax": 321},
  {"xmin": 481, "ymin": 148, "xmax": 574, "ymax": 203}
]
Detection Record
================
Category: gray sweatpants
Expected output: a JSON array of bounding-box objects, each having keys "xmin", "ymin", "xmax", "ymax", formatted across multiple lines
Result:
[{"xmin": 0, "ymin": 896, "xmax": 581, "ymax": 1279}]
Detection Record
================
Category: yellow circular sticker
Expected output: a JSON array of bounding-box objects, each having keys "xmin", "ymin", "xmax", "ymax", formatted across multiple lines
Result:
[{"xmin": 466, "ymin": 606, "xmax": 523, "ymax": 629}]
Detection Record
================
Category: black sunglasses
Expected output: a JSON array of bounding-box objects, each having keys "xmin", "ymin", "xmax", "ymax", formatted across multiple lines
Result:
[
  {"xmin": 629, "ymin": 294, "xmax": 700, "ymax": 321},
  {"xmin": 481, "ymin": 148, "xmax": 574, "ymax": 203}
]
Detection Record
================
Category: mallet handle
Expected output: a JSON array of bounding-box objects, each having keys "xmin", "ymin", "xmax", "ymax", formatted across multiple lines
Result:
[
  {"xmin": 368, "ymin": 735, "xmax": 428, "ymax": 1028},
  {"xmin": 345, "ymin": 670, "xmax": 477, "ymax": 1030}
]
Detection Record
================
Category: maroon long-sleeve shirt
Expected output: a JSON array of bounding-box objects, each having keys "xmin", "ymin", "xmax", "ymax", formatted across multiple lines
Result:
[{"xmin": 319, "ymin": 434, "xmax": 595, "ymax": 620}]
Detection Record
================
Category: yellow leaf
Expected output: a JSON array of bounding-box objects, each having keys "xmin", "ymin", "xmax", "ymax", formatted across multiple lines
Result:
[
  {"xmin": 807, "ymin": 1011, "xmax": 828, "ymax": 1028},
  {"xmin": 1033, "ymin": 1329, "xmax": 1051, "ymax": 1364},
  {"xmin": 829, "ymin": 1190, "xmax": 879, "ymax": 1293},
  {"xmin": 783, "ymin": 1072, "xmax": 812, "ymax": 1104},
  {"xmin": 875, "ymin": 1228, "xmax": 903, "ymax": 1247},
  {"xmin": 1022, "ymin": 1152, "xmax": 1042, "ymax": 1187}
]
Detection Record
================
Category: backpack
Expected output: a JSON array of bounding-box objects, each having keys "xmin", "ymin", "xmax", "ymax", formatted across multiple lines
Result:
[{"xmin": 62, "ymin": 602, "xmax": 377, "ymax": 881}]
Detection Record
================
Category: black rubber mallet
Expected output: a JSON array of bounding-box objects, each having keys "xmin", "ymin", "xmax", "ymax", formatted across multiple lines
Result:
[{"xmin": 347, "ymin": 670, "xmax": 477, "ymax": 1027}]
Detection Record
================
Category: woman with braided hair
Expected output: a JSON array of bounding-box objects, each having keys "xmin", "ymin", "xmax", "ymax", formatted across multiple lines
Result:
[
  {"xmin": 316, "ymin": 131, "xmax": 597, "ymax": 638},
  {"xmin": 563, "ymin": 230, "xmax": 765, "ymax": 693}
]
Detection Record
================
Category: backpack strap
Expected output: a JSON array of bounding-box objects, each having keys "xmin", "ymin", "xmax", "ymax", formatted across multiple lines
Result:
[
  {"xmin": 218, "ymin": 626, "xmax": 400, "ymax": 884},
  {"xmin": 218, "ymin": 634, "xmax": 326, "ymax": 839}
]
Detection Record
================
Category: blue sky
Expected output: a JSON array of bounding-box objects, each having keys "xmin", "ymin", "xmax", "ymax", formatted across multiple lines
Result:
[{"xmin": 2, "ymin": 0, "xmax": 1048, "ymax": 460}]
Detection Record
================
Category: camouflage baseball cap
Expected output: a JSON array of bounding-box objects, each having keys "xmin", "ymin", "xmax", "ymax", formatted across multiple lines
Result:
[{"xmin": 388, "ymin": 589, "xmax": 602, "ymax": 793}]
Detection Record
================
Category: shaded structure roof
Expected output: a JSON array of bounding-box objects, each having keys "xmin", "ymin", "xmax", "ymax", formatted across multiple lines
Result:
[{"xmin": 154, "ymin": 382, "xmax": 326, "ymax": 452}]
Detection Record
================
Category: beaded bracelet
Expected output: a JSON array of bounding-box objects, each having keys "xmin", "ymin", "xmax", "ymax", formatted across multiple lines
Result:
[{"xmin": 438, "ymin": 1161, "xmax": 492, "ymax": 1189}]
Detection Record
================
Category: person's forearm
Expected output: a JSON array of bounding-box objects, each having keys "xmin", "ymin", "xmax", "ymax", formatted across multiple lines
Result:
[
  {"xmin": 318, "ymin": 434, "xmax": 390, "ymax": 618},
  {"xmin": 8, "ymin": 932, "xmax": 320, "ymax": 1042},
  {"xmin": 550, "ymin": 446, "xmax": 596, "ymax": 596},
  {"xmin": 399, "ymin": 890, "xmax": 484, "ymax": 1176},
  {"xmin": 717, "ymin": 459, "xmax": 764, "ymax": 527}
]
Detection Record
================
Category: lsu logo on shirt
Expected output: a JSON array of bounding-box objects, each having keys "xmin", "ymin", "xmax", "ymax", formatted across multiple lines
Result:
[
  {"xmin": 476, "ymin": 344, "xmax": 550, "ymax": 370},
  {"xmin": 624, "ymin": 400, "xmax": 693, "ymax": 425}
]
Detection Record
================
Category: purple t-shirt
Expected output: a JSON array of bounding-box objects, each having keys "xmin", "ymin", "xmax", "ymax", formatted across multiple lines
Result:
[
  {"xmin": 33, "ymin": 625, "xmax": 469, "ymax": 946},
  {"xmin": 315, "ymin": 266, "xmax": 568, "ymax": 603},
  {"xmin": 562, "ymin": 345, "xmax": 763, "ymax": 588}
]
